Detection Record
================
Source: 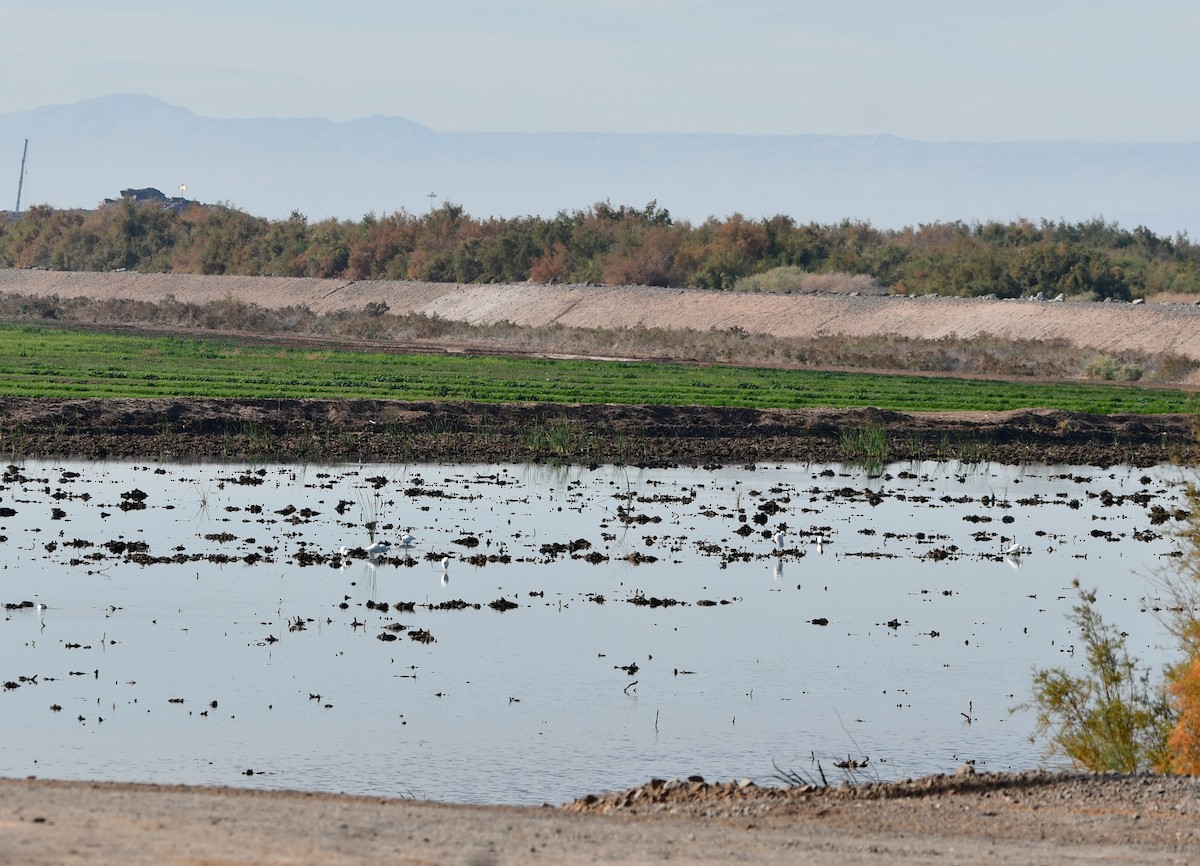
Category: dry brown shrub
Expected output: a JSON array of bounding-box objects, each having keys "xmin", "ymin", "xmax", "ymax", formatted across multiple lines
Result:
[
  {"xmin": 529, "ymin": 243, "xmax": 569, "ymax": 283},
  {"xmin": 1167, "ymin": 656, "xmax": 1200, "ymax": 773},
  {"xmin": 600, "ymin": 227, "xmax": 678, "ymax": 287},
  {"xmin": 1145, "ymin": 292, "xmax": 1200, "ymax": 305},
  {"xmin": 795, "ymin": 272, "xmax": 884, "ymax": 295}
]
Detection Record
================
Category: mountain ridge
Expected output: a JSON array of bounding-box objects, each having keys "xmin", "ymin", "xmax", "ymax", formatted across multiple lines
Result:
[{"xmin": 2, "ymin": 95, "xmax": 1197, "ymax": 234}]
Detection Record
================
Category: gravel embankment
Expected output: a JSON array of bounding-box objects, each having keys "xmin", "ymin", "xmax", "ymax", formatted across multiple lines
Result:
[{"xmin": 4, "ymin": 269, "xmax": 1200, "ymax": 361}]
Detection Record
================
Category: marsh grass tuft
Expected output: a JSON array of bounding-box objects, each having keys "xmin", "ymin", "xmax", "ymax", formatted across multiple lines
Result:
[
  {"xmin": 424, "ymin": 416, "xmax": 459, "ymax": 439},
  {"xmin": 242, "ymin": 422, "xmax": 274, "ymax": 456},
  {"xmin": 524, "ymin": 417, "xmax": 594, "ymax": 458},
  {"xmin": 840, "ymin": 424, "xmax": 889, "ymax": 465},
  {"xmin": 0, "ymin": 421, "xmax": 28, "ymax": 459}
]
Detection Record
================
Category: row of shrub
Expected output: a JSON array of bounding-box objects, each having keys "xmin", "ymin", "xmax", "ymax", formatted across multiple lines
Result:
[{"xmin": 3, "ymin": 198, "xmax": 1200, "ymax": 299}]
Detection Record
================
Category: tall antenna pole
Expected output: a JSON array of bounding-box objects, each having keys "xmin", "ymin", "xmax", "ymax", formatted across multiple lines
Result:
[
  {"xmin": 426, "ymin": 191, "xmax": 437, "ymax": 213},
  {"xmin": 14, "ymin": 139, "xmax": 28, "ymax": 214}
]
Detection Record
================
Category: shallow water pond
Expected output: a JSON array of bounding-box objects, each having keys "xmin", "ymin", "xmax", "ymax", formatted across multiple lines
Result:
[{"xmin": 0, "ymin": 458, "xmax": 1190, "ymax": 804}]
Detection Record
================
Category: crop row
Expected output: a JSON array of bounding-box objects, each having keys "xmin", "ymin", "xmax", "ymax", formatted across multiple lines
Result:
[{"xmin": 0, "ymin": 324, "xmax": 1194, "ymax": 414}]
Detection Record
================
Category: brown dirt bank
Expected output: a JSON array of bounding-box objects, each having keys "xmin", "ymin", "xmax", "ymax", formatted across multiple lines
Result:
[
  {"xmin": 5, "ymin": 268, "xmax": 1200, "ymax": 362},
  {"xmin": 0, "ymin": 398, "xmax": 1195, "ymax": 466},
  {"xmin": 2, "ymin": 771, "xmax": 1198, "ymax": 865}
]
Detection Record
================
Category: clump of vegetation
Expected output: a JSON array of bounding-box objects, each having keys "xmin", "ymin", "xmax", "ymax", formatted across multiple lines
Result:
[
  {"xmin": 1166, "ymin": 657, "xmax": 1200, "ymax": 772},
  {"xmin": 1028, "ymin": 483, "xmax": 1200, "ymax": 775},
  {"xmin": 1085, "ymin": 355, "xmax": 1144, "ymax": 382},
  {"xmin": 1156, "ymin": 482, "xmax": 1200, "ymax": 772},
  {"xmin": 4, "ymin": 197, "xmax": 1200, "ymax": 299},
  {"xmin": 839, "ymin": 424, "xmax": 889, "ymax": 466},
  {"xmin": 1026, "ymin": 580, "xmax": 1174, "ymax": 772},
  {"xmin": 731, "ymin": 266, "xmax": 882, "ymax": 295}
]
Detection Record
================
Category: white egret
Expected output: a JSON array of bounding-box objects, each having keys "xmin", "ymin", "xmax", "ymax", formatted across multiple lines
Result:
[
  {"xmin": 1004, "ymin": 539, "xmax": 1029, "ymax": 557},
  {"xmin": 399, "ymin": 530, "xmax": 417, "ymax": 548},
  {"xmin": 366, "ymin": 540, "xmax": 391, "ymax": 559},
  {"xmin": 772, "ymin": 529, "xmax": 786, "ymax": 550}
]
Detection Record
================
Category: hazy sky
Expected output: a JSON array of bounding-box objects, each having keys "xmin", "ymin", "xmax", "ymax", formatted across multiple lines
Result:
[{"xmin": 2, "ymin": 0, "xmax": 1198, "ymax": 141}]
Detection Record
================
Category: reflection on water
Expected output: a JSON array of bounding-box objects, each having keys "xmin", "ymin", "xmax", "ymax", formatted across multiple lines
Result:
[{"xmin": 0, "ymin": 458, "xmax": 1188, "ymax": 804}]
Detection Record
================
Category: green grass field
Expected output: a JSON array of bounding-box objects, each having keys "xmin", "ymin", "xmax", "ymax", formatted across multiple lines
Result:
[{"xmin": 0, "ymin": 323, "xmax": 1194, "ymax": 414}]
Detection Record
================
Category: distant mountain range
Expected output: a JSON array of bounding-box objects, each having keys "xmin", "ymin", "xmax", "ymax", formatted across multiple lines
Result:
[{"xmin": 2, "ymin": 94, "xmax": 1198, "ymax": 235}]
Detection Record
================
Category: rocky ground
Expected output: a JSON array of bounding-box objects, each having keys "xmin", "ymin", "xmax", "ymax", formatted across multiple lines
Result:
[{"xmin": 2, "ymin": 771, "xmax": 1199, "ymax": 865}]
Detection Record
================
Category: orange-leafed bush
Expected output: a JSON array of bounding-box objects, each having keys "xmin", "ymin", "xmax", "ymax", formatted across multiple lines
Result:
[{"xmin": 1167, "ymin": 656, "xmax": 1200, "ymax": 773}]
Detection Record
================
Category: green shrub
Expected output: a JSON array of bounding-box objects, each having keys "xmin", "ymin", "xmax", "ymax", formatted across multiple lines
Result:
[
  {"xmin": 1025, "ymin": 581, "xmax": 1174, "ymax": 772},
  {"xmin": 1086, "ymin": 355, "xmax": 1145, "ymax": 382},
  {"xmin": 732, "ymin": 267, "xmax": 882, "ymax": 295}
]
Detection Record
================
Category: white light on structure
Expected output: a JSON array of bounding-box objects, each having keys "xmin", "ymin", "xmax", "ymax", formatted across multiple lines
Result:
[{"xmin": 179, "ymin": 184, "xmax": 188, "ymax": 196}]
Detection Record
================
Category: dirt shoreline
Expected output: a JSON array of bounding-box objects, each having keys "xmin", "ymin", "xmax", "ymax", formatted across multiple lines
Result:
[
  {"xmin": 0, "ymin": 398, "xmax": 1195, "ymax": 466},
  {"xmin": 3, "ymin": 771, "xmax": 1199, "ymax": 865}
]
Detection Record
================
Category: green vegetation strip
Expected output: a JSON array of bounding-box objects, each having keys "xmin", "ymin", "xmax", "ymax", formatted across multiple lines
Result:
[{"xmin": 0, "ymin": 324, "xmax": 1194, "ymax": 413}]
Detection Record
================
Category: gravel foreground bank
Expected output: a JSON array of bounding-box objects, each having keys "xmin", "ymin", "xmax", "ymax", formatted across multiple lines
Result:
[{"xmin": 2, "ymin": 772, "xmax": 1198, "ymax": 865}]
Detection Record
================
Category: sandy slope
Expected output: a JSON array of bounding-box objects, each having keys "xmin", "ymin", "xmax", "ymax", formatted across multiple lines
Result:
[{"xmin": 4, "ymin": 269, "xmax": 1200, "ymax": 360}]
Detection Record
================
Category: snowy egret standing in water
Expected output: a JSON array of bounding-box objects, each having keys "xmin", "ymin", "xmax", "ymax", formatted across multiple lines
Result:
[{"xmin": 1005, "ymin": 538, "xmax": 1030, "ymax": 557}]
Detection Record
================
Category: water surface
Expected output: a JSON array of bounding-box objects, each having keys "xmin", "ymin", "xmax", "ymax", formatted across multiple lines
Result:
[{"xmin": 0, "ymin": 459, "xmax": 1187, "ymax": 804}]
